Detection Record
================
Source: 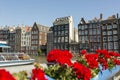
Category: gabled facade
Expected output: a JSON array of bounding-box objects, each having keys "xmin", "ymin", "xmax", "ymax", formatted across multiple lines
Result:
[
  {"xmin": 78, "ymin": 14, "xmax": 120, "ymax": 52},
  {"xmin": 52, "ymin": 16, "xmax": 74, "ymax": 50},
  {"xmin": 31, "ymin": 22, "xmax": 49, "ymax": 55}
]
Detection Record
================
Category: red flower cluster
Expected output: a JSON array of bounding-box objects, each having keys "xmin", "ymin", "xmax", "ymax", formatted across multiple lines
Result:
[
  {"xmin": 0, "ymin": 69, "xmax": 16, "ymax": 80},
  {"xmin": 85, "ymin": 54, "xmax": 98, "ymax": 69},
  {"xmin": 47, "ymin": 49, "xmax": 73, "ymax": 66},
  {"xmin": 96, "ymin": 49, "xmax": 120, "ymax": 70},
  {"xmin": 32, "ymin": 68, "xmax": 47, "ymax": 80},
  {"xmin": 73, "ymin": 62, "xmax": 91, "ymax": 80},
  {"xmin": 80, "ymin": 49, "xmax": 87, "ymax": 55}
]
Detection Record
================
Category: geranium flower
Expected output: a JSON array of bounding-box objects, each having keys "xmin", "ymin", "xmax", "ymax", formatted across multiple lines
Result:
[
  {"xmin": 73, "ymin": 62, "xmax": 91, "ymax": 80},
  {"xmin": 47, "ymin": 49, "xmax": 73, "ymax": 66},
  {"xmin": 0, "ymin": 69, "xmax": 16, "ymax": 80}
]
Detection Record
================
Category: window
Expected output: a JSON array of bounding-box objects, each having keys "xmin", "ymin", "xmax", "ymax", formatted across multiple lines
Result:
[
  {"xmin": 90, "ymin": 36, "xmax": 93, "ymax": 42},
  {"xmin": 58, "ymin": 26, "xmax": 60, "ymax": 30},
  {"xmin": 85, "ymin": 30, "xmax": 88, "ymax": 35},
  {"xmin": 108, "ymin": 42, "xmax": 113, "ymax": 49},
  {"xmin": 93, "ymin": 29, "xmax": 97, "ymax": 34},
  {"xmin": 108, "ymin": 36, "xmax": 112, "ymax": 41},
  {"xmin": 103, "ymin": 37, "xmax": 107, "ymax": 42},
  {"xmin": 102, "ymin": 26, "xmax": 106, "ymax": 29},
  {"xmin": 65, "ymin": 25, "xmax": 68, "ymax": 29},
  {"xmin": 65, "ymin": 37, "xmax": 68, "ymax": 42},
  {"xmin": 61, "ymin": 37, "xmax": 64, "ymax": 42},
  {"xmin": 81, "ymin": 26, "xmax": 85, "ymax": 30},
  {"xmin": 113, "ymin": 30, "xmax": 117, "ymax": 34},
  {"xmin": 61, "ymin": 31, "xmax": 64, "ymax": 36},
  {"xmin": 85, "ymin": 25, "xmax": 88, "ymax": 29},
  {"xmin": 103, "ymin": 32, "xmax": 106, "ymax": 35},
  {"xmin": 107, "ymin": 25, "xmax": 112, "ymax": 29},
  {"xmin": 107, "ymin": 31, "xmax": 112, "ymax": 35},
  {"xmin": 97, "ymin": 36, "xmax": 101, "ymax": 42},
  {"xmin": 54, "ymin": 32, "xmax": 57, "ymax": 36},
  {"xmin": 65, "ymin": 31, "xmax": 68, "ymax": 35},
  {"xmin": 89, "ymin": 29, "xmax": 92, "ymax": 35},
  {"xmin": 65, "ymin": 44, "xmax": 68, "ymax": 49},
  {"xmin": 103, "ymin": 43, "xmax": 107, "ymax": 49},
  {"xmin": 113, "ymin": 24, "xmax": 117, "ymax": 28},
  {"xmin": 94, "ymin": 36, "xmax": 97, "ymax": 41},
  {"xmin": 114, "ymin": 42, "xmax": 118, "ymax": 49},
  {"xmin": 113, "ymin": 36, "xmax": 118, "ymax": 41},
  {"xmin": 81, "ymin": 31, "xmax": 84, "ymax": 35},
  {"xmin": 58, "ymin": 37, "xmax": 61, "ymax": 43}
]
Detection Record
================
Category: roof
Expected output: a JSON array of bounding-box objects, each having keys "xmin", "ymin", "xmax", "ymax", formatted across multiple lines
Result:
[{"xmin": 33, "ymin": 22, "xmax": 50, "ymax": 32}]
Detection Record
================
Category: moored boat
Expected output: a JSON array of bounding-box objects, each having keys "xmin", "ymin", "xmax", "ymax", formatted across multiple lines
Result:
[{"xmin": 0, "ymin": 41, "xmax": 35, "ymax": 67}]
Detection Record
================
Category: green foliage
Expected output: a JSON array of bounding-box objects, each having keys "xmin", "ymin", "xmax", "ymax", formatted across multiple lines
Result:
[
  {"xmin": 38, "ymin": 48, "xmax": 43, "ymax": 56},
  {"xmin": 12, "ymin": 71, "xmax": 28, "ymax": 80},
  {"xmin": 44, "ymin": 64, "xmax": 78, "ymax": 80}
]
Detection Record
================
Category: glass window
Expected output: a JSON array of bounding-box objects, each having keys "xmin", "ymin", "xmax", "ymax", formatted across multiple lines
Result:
[
  {"xmin": 89, "ymin": 29, "xmax": 92, "ymax": 35},
  {"xmin": 81, "ymin": 31, "xmax": 84, "ymax": 35},
  {"xmin": 107, "ymin": 25, "xmax": 112, "ymax": 29},
  {"xmin": 65, "ymin": 25, "xmax": 68, "ymax": 29},
  {"xmin": 65, "ymin": 31, "xmax": 68, "ymax": 35},
  {"xmin": 90, "ymin": 36, "xmax": 93, "ymax": 42},
  {"xmin": 113, "ymin": 36, "xmax": 118, "ymax": 41},
  {"xmin": 97, "ymin": 36, "xmax": 101, "ymax": 42},
  {"xmin": 103, "ymin": 37, "xmax": 107, "ymax": 41},
  {"xmin": 103, "ymin": 32, "xmax": 106, "ymax": 35},
  {"xmin": 61, "ymin": 37, "xmax": 64, "ymax": 42},
  {"xmin": 108, "ymin": 42, "xmax": 113, "ymax": 49},
  {"xmin": 93, "ymin": 29, "xmax": 96, "ymax": 34},
  {"xmin": 65, "ymin": 37, "xmax": 68, "ymax": 42},
  {"xmin": 113, "ymin": 24, "xmax": 117, "ymax": 28},
  {"xmin": 107, "ymin": 31, "xmax": 112, "ymax": 35},
  {"xmin": 85, "ymin": 30, "xmax": 88, "ymax": 35},
  {"xmin": 113, "ymin": 30, "xmax": 117, "ymax": 34},
  {"xmin": 103, "ymin": 43, "xmax": 107, "ymax": 49},
  {"xmin": 85, "ymin": 25, "xmax": 87, "ymax": 29},
  {"xmin": 81, "ymin": 26, "xmax": 85, "ymax": 30},
  {"xmin": 114, "ymin": 42, "xmax": 118, "ymax": 49},
  {"xmin": 108, "ymin": 36, "xmax": 112, "ymax": 41},
  {"xmin": 61, "ymin": 31, "xmax": 64, "ymax": 36},
  {"xmin": 102, "ymin": 26, "xmax": 106, "ymax": 29},
  {"xmin": 58, "ymin": 37, "xmax": 61, "ymax": 43}
]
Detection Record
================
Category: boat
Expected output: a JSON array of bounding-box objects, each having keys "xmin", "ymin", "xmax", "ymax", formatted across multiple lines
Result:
[{"xmin": 0, "ymin": 41, "xmax": 35, "ymax": 67}]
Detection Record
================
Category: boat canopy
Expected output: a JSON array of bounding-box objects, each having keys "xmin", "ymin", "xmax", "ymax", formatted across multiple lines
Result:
[{"xmin": 0, "ymin": 44, "xmax": 10, "ymax": 48}]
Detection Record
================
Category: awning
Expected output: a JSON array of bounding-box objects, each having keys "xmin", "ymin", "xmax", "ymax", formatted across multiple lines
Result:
[{"xmin": 0, "ymin": 44, "xmax": 11, "ymax": 48}]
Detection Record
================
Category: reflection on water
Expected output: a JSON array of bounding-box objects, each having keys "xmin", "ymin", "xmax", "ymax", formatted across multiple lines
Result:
[{"xmin": 30, "ymin": 55, "xmax": 47, "ymax": 63}]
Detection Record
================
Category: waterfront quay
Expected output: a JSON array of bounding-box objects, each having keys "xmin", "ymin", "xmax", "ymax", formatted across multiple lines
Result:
[{"xmin": 0, "ymin": 63, "xmax": 47, "ymax": 74}]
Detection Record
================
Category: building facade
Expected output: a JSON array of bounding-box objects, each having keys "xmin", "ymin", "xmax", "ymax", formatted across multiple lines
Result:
[
  {"xmin": 53, "ymin": 16, "xmax": 74, "ymax": 50},
  {"xmin": 15, "ymin": 25, "xmax": 31, "ymax": 52},
  {"xmin": 31, "ymin": 22, "xmax": 49, "ymax": 55},
  {"xmin": 47, "ymin": 27, "xmax": 54, "ymax": 53},
  {"xmin": 78, "ymin": 14, "xmax": 120, "ymax": 52},
  {"xmin": 8, "ymin": 27, "xmax": 16, "ymax": 52}
]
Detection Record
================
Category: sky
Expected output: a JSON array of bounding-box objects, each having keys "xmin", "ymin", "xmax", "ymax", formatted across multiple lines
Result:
[{"xmin": 0, "ymin": 0, "xmax": 120, "ymax": 28}]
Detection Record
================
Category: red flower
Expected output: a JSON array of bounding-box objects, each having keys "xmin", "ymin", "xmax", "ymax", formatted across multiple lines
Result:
[
  {"xmin": 114, "ymin": 59, "xmax": 120, "ymax": 65},
  {"xmin": 98, "ymin": 58, "xmax": 108, "ymax": 70},
  {"xmin": 80, "ymin": 50, "xmax": 87, "ymax": 55},
  {"xmin": 0, "ymin": 69, "xmax": 16, "ymax": 80},
  {"xmin": 47, "ymin": 49, "xmax": 73, "ymax": 66},
  {"xmin": 73, "ymin": 62, "xmax": 91, "ymax": 80},
  {"xmin": 85, "ymin": 54, "xmax": 98, "ymax": 69},
  {"xmin": 32, "ymin": 68, "xmax": 47, "ymax": 80}
]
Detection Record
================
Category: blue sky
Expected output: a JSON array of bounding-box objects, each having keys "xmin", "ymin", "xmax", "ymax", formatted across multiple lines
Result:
[{"xmin": 0, "ymin": 0, "xmax": 120, "ymax": 27}]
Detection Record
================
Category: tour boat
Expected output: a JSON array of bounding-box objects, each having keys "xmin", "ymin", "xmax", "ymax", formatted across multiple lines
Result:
[{"xmin": 0, "ymin": 41, "xmax": 35, "ymax": 67}]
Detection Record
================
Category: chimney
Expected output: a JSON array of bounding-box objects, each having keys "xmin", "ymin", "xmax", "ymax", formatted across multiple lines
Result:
[
  {"xmin": 117, "ymin": 13, "xmax": 119, "ymax": 18},
  {"xmin": 100, "ymin": 13, "xmax": 103, "ymax": 20}
]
